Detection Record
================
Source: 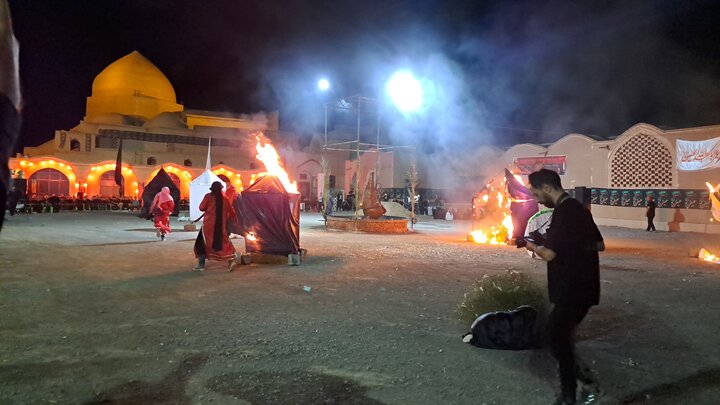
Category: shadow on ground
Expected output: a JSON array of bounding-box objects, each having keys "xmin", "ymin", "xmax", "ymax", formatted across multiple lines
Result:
[
  {"xmin": 621, "ymin": 367, "xmax": 720, "ymax": 404},
  {"xmin": 207, "ymin": 370, "xmax": 384, "ymax": 405},
  {"xmin": 85, "ymin": 354, "xmax": 207, "ymax": 405}
]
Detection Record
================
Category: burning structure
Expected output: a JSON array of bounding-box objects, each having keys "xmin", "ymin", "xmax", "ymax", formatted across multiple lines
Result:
[
  {"xmin": 239, "ymin": 134, "xmax": 301, "ymax": 257},
  {"xmin": 469, "ymin": 169, "xmax": 538, "ymax": 245}
]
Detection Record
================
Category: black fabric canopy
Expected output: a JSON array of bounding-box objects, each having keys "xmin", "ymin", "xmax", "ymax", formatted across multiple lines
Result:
[
  {"xmin": 240, "ymin": 174, "xmax": 300, "ymax": 255},
  {"xmin": 139, "ymin": 168, "xmax": 181, "ymax": 218}
]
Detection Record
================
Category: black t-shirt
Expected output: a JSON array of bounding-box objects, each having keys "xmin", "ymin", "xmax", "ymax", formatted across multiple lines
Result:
[
  {"xmin": 646, "ymin": 200, "xmax": 656, "ymax": 217},
  {"xmin": 542, "ymin": 194, "xmax": 603, "ymax": 306}
]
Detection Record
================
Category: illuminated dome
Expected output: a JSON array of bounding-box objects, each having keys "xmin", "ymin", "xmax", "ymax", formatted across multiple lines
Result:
[{"xmin": 86, "ymin": 51, "xmax": 183, "ymax": 120}]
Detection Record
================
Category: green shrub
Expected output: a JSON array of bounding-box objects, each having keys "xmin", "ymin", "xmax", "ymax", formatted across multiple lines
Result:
[{"xmin": 457, "ymin": 270, "xmax": 548, "ymax": 324}]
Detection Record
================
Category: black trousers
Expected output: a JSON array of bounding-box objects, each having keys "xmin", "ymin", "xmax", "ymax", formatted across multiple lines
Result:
[
  {"xmin": 646, "ymin": 216, "xmax": 655, "ymax": 231},
  {"xmin": 546, "ymin": 304, "xmax": 590, "ymax": 399}
]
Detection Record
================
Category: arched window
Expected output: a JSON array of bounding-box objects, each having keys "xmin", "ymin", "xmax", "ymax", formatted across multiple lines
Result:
[
  {"xmin": 167, "ymin": 172, "xmax": 181, "ymax": 191},
  {"xmin": 147, "ymin": 156, "xmax": 157, "ymax": 165},
  {"xmin": 184, "ymin": 159, "xmax": 192, "ymax": 167},
  {"xmin": 28, "ymin": 168, "xmax": 69, "ymax": 197},
  {"xmin": 70, "ymin": 139, "xmax": 81, "ymax": 151},
  {"xmin": 100, "ymin": 171, "xmax": 123, "ymax": 197}
]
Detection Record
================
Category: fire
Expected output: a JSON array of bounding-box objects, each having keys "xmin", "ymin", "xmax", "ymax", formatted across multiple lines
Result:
[
  {"xmin": 246, "ymin": 232, "xmax": 257, "ymax": 241},
  {"xmin": 254, "ymin": 133, "xmax": 298, "ymax": 194},
  {"xmin": 469, "ymin": 173, "xmax": 523, "ymax": 245},
  {"xmin": 699, "ymin": 248, "xmax": 720, "ymax": 264}
]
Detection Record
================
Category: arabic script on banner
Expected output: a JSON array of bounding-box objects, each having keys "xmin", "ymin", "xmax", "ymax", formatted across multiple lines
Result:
[
  {"xmin": 677, "ymin": 137, "xmax": 720, "ymax": 171},
  {"xmin": 514, "ymin": 156, "xmax": 566, "ymax": 175}
]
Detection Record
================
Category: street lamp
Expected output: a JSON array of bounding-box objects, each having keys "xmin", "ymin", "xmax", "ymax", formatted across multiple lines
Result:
[{"xmin": 318, "ymin": 72, "xmax": 420, "ymax": 222}]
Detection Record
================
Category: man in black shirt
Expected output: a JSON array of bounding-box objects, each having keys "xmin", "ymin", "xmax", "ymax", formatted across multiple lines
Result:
[
  {"xmin": 524, "ymin": 169, "xmax": 604, "ymax": 405},
  {"xmin": 646, "ymin": 195, "xmax": 656, "ymax": 232}
]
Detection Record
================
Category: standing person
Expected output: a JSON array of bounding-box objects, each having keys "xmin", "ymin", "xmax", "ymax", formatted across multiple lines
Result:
[
  {"xmin": 523, "ymin": 169, "xmax": 604, "ymax": 405},
  {"xmin": 645, "ymin": 195, "xmax": 656, "ymax": 232},
  {"xmin": 0, "ymin": 0, "xmax": 21, "ymax": 232},
  {"xmin": 193, "ymin": 181, "xmax": 237, "ymax": 272},
  {"xmin": 6, "ymin": 185, "xmax": 20, "ymax": 216},
  {"xmin": 149, "ymin": 186, "xmax": 174, "ymax": 241}
]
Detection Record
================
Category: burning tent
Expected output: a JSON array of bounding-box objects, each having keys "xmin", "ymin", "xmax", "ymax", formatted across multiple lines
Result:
[
  {"xmin": 140, "ymin": 168, "xmax": 180, "ymax": 218},
  {"xmin": 240, "ymin": 174, "xmax": 301, "ymax": 256},
  {"xmin": 504, "ymin": 169, "xmax": 539, "ymax": 240},
  {"xmin": 469, "ymin": 169, "xmax": 538, "ymax": 244}
]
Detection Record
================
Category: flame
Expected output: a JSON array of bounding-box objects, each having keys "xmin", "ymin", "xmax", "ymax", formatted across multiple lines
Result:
[
  {"xmin": 246, "ymin": 232, "xmax": 257, "ymax": 242},
  {"xmin": 699, "ymin": 248, "xmax": 720, "ymax": 264},
  {"xmin": 254, "ymin": 134, "xmax": 299, "ymax": 194},
  {"xmin": 470, "ymin": 213, "xmax": 513, "ymax": 245}
]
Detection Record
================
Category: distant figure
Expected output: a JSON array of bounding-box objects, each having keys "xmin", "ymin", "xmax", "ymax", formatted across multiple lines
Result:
[
  {"xmin": 6, "ymin": 185, "xmax": 20, "ymax": 216},
  {"xmin": 347, "ymin": 189, "xmax": 355, "ymax": 211},
  {"xmin": 193, "ymin": 181, "xmax": 237, "ymax": 272},
  {"xmin": 646, "ymin": 195, "xmax": 656, "ymax": 232},
  {"xmin": 149, "ymin": 186, "xmax": 174, "ymax": 241},
  {"xmin": 0, "ymin": 0, "xmax": 21, "ymax": 231},
  {"xmin": 524, "ymin": 169, "xmax": 605, "ymax": 405}
]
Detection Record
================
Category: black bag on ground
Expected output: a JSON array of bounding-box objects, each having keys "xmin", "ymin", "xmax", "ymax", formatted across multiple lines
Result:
[{"xmin": 462, "ymin": 305, "xmax": 542, "ymax": 350}]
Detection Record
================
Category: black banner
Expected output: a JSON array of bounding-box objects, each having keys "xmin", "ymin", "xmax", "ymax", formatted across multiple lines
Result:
[{"xmin": 589, "ymin": 188, "xmax": 710, "ymax": 210}]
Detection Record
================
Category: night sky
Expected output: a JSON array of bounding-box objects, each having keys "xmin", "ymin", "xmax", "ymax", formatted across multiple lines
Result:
[{"xmin": 8, "ymin": 0, "xmax": 720, "ymax": 155}]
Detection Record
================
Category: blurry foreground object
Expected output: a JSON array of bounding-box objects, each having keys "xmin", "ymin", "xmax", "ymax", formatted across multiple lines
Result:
[{"xmin": 0, "ymin": 0, "xmax": 20, "ymax": 231}]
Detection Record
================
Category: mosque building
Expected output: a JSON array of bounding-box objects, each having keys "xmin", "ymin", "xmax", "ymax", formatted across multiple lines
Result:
[{"xmin": 9, "ymin": 51, "xmax": 279, "ymax": 200}]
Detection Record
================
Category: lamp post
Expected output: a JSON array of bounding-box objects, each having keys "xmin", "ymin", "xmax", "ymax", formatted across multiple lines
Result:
[{"xmin": 318, "ymin": 70, "xmax": 423, "ymax": 222}]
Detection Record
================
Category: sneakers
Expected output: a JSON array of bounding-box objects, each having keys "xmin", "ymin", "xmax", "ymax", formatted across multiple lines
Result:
[
  {"xmin": 578, "ymin": 382, "xmax": 601, "ymax": 404},
  {"xmin": 192, "ymin": 265, "xmax": 205, "ymax": 272}
]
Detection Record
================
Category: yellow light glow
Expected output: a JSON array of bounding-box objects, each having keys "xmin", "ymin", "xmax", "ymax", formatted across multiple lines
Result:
[
  {"xmin": 88, "ymin": 175, "xmax": 93, "ymax": 180},
  {"xmin": 133, "ymin": 182, "xmax": 138, "ymax": 186},
  {"xmin": 20, "ymin": 160, "xmax": 27, "ymax": 166}
]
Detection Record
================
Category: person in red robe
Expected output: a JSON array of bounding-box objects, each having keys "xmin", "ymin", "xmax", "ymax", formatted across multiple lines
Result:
[
  {"xmin": 149, "ymin": 186, "xmax": 174, "ymax": 241},
  {"xmin": 193, "ymin": 181, "xmax": 237, "ymax": 271}
]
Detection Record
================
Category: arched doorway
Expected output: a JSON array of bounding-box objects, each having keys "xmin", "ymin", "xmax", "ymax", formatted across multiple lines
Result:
[
  {"xmin": 217, "ymin": 174, "xmax": 231, "ymax": 184},
  {"xmin": 28, "ymin": 168, "xmax": 70, "ymax": 197},
  {"xmin": 100, "ymin": 171, "xmax": 123, "ymax": 197}
]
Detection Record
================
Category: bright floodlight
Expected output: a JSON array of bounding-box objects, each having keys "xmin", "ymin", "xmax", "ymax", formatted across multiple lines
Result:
[
  {"xmin": 386, "ymin": 70, "xmax": 423, "ymax": 113},
  {"xmin": 318, "ymin": 78, "xmax": 330, "ymax": 91}
]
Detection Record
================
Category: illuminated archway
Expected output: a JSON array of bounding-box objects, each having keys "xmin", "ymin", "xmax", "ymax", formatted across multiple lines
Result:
[
  {"xmin": 146, "ymin": 165, "xmax": 192, "ymax": 198},
  {"xmin": 212, "ymin": 165, "xmax": 243, "ymax": 191},
  {"xmin": 14, "ymin": 158, "xmax": 78, "ymax": 197},
  {"xmin": 87, "ymin": 162, "xmax": 138, "ymax": 198},
  {"xmin": 28, "ymin": 168, "xmax": 70, "ymax": 197}
]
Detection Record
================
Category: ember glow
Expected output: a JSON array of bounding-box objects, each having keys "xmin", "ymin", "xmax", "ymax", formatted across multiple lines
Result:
[
  {"xmin": 699, "ymin": 248, "xmax": 720, "ymax": 264},
  {"xmin": 700, "ymin": 182, "xmax": 720, "ymax": 263},
  {"xmin": 254, "ymin": 134, "xmax": 299, "ymax": 194}
]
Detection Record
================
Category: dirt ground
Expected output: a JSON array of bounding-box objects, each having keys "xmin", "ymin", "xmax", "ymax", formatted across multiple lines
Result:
[{"xmin": 1, "ymin": 211, "xmax": 720, "ymax": 405}]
